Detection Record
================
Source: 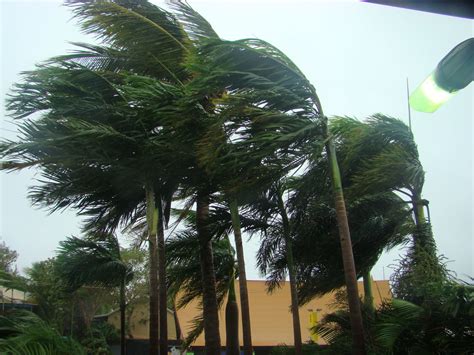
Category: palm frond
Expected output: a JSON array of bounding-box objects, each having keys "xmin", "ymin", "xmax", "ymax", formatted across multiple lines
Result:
[
  {"xmin": 67, "ymin": 0, "xmax": 190, "ymax": 81},
  {"xmin": 167, "ymin": 0, "xmax": 219, "ymax": 41}
]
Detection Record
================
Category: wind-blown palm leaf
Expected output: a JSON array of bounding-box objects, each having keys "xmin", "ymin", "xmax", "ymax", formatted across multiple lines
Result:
[
  {"xmin": 295, "ymin": 194, "xmax": 412, "ymax": 303},
  {"xmin": 373, "ymin": 299, "xmax": 424, "ymax": 350},
  {"xmin": 177, "ymin": 36, "xmax": 326, "ymax": 199},
  {"xmin": 66, "ymin": 0, "xmax": 189, "ymax": 82},
  {"xmin": 2, "ymin": 59, "xmax": 186, "ymax": 234},
  {"xmin": 331, "ymin": 114, "xmax": 424, "ymax": 198},
  {"xmin": 167, "ymin": 0, "xmax": 219, "ymax": 42}
]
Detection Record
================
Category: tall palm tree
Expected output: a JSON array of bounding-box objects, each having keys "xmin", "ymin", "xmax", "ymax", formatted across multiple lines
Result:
[
  {"xmin": 64, "ymin": 2, "xmax": 194, "ymax": 351},
  {"xmin": 55, "ymin": 234, "xmax": 133, "ymax": 355},
  {"xmin": 330, "ymin": 115, "xmax": 444, "ymax": 301},
  {"xmin": 187, "ymin": 34, "xmax": 366, "ymax": 353},
  {"xmin": 2, "ymin": 59, "xmax": 184, "ymax": 354},
  {"xmin": 187, "ymin": 34, "xmax": 325, "ymax": 355}
]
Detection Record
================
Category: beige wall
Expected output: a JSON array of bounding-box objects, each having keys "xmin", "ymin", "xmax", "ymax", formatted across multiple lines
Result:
[
  {"xmin": 176, "ymin": 279, "xmax": 391, "ymax": 347},
  {"xmin": 108, "ymin": 303, "xmax": 178, "ymax": 340},
  {"xmin": 0, "ymin": 287, "xmax": 28, "ymax": 303}
]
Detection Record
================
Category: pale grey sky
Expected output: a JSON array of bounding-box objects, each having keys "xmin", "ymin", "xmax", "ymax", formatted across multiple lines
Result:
[{"xmin": 1, "ymin": 0, "xmax": 473, "ymax": 281}]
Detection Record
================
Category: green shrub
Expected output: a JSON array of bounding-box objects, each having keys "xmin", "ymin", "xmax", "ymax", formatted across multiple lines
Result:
[{"xmin": 0, "ymin": 310, "xmax": 86, "ymax": 355}]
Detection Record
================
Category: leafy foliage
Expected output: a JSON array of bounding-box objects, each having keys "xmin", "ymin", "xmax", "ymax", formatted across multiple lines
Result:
[
  {"xmin": 55, "ymin": 234, "xmax": 132, "ymax": 291},
  {"xmin": 390, "ymin": 224, "xmax": 448, "ymax": 304},
  {"xmin": 317, "ymin": 280, "xmax": 474, "ymax": 354},
  {"xmin": 80, "ymin": 322, "xmax": 118, "ymax": 355},
  {"xmin": 0, "ymin": 310, "xmax": 86, "ymax": 355},
  {"xmin": 331, "ymin": 114, "xmax": 424, "ymax": 198},
  {"xmin": 0, "ymin": 270, "xmax": 28, "ymax": 293},
  {"xmin": 0, "ymin": 241, "xmax": 18, "ymax": 273}
]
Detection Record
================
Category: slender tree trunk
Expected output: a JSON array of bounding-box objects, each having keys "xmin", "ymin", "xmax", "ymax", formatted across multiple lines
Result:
[
  {"xmin": 276, "ymin": 190, "xmax": 302, "ymax": 355},
  {"xmin": 412, "ymin": 194, "xmax": 426, "ymax": 227},
  {"xmin": 157, "ymin": 197, "xmax": 168, "ymax": 355},
  {"xmin": 196, "ymin": 190, "xmax": 222, "ymax": 354},
  {"xmin": 226, "ymin": 274, "xmax": 240, "ymax": 355},
  {"xmin": 229, "ymin": 199, "xmax": 252, "ymax": 355},
  {"xmin": 146, "ymin": 184, "xmax": 160, "ymax": 355},
  {"xmin": 326, "ymin": 138, "xmax": 366, "ymax": 355},
  {"xmin": 362, "ymin": 271, "xmax": 374, "ymax": 316},
  {"xmin": 412, "ymin": 193, "xmax": 428, "ymax": 248},
  {"xmin": 70, "ymin": 301, "xmax": 74, "ymax": 338},
  {"xmin": 172, "ymin": 301, "xmax": 183, "ymax": 343},
  {"xmin": 120, "ymin": 279, "xmax": 127, "ymax": 355}
]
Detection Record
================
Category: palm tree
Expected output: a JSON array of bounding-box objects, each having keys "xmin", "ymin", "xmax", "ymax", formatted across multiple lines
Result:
[
  {"xmin": 186, "ymin": 35, "xmax": 326, "ymax": 355},
  {"xmin": 2, "ymin": 58, "xmax": 184, "ymax": 354},
  {"xmin": 64, "ymin": 2, "xmax": 194, "ymax": 351},
  {"xmin": 55, "ymin": 234, "xmax": 132, "ymax": 355},
  {"xmin": 330, "ymin": 115, "xmax": 445, "ymax": 302},
  {"xmin": 244, "ymin": 180, "xmax": 304, "ymax": 354},
  {"xmin": 186, "ymin": 34, "xmax": 368, "ymax": 353},
  {"xmin": 165, "ymin": 219, "xmax": 238, "ymax": 353},
  {"xmin": 331, "ymin": 115, "xmax": 427, "ymax": 238}
]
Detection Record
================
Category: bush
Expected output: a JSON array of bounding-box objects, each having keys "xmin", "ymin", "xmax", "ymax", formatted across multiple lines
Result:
[
  {"xmin": 80, "ymin": 322, "xmax": 119, "ymax": 355},
  {"xmin": 269, "ymin": 343, "xmax": 327, "ymax": 354},
  {"xmin": 0, "ymin": 310, "xmax": 86, "ymax": 354}
]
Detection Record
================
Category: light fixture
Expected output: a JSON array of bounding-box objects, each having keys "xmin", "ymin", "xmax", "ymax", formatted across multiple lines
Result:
[{"xmin": 409, "ymin": 38, "xmax": 474, "ymax": 113}]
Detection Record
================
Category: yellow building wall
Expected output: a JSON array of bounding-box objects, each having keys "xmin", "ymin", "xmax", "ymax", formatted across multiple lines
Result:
[
  {"xmin": 176, "ymin": 279, "xmax": 391, "ymax": 347},
  {"xmin": 107, "ymin": 303, "xmax": 178, "ymax": 340}
]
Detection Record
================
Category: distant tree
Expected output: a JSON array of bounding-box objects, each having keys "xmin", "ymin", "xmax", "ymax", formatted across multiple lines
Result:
[
  {"xmin": 56, "ymin": 235, "xmax": 132, "ymax": 355},
  {"xmin": 25, "ymin": 258, "xmax": 112, "ymax": 338},
  {"xmin": 0, "ymin": 241, "xmax": 18, "ymax": 273}
]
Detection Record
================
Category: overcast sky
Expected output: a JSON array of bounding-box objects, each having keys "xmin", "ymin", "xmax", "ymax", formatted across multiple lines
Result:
[{"xmin": 1, "ymin": 0, "xmax": 472, "ymax": 281}]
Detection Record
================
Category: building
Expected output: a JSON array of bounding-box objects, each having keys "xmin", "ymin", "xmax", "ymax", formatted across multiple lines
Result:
[
  {"xmin": 0, "ymin": 286, "xmax": 36, "ymax": 313},
  {"xmin": 104, "ymin": 279, "xmax": 391, "ymax": 353}
]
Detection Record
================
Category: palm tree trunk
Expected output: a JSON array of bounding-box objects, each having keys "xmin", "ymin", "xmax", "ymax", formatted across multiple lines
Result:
[
  {"xmin": 362, "ymin": 271, "xmax": 374, "ymax": 315},
  {"xmin": 229, "ymin": 199, "xmax": 252, "ymax": 355},
  {"xmin": 157, "ymin": 197, "xmax": 168, "ymax": 355},
  {"xmin": 196, "ymin": 190, "xmax": 222, "ymax": 354},
  {"xmin": 326, "ymin": 139, "xmax": 366, "ymax": 355},
  {"xmin": 276, "ymin": 190, "xmax": 302, "ymax": 355},
  {"xmin": 226, "ymin": 275, "xmax": 240, "ymax": 355},
  {"xmin": 172, "ymin": 301, "xmax": 183, "ymax": 344},
  {"xmin": 146, "ymin": 184, "xmax": 160, "ymax": 355},
  {"xmin": 120, "ymin": 278, "xmax": 127, "ymax": 355},
  {"xmin": 412, "ymin": 193, "xmax": 426, "ymax": 227}
]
